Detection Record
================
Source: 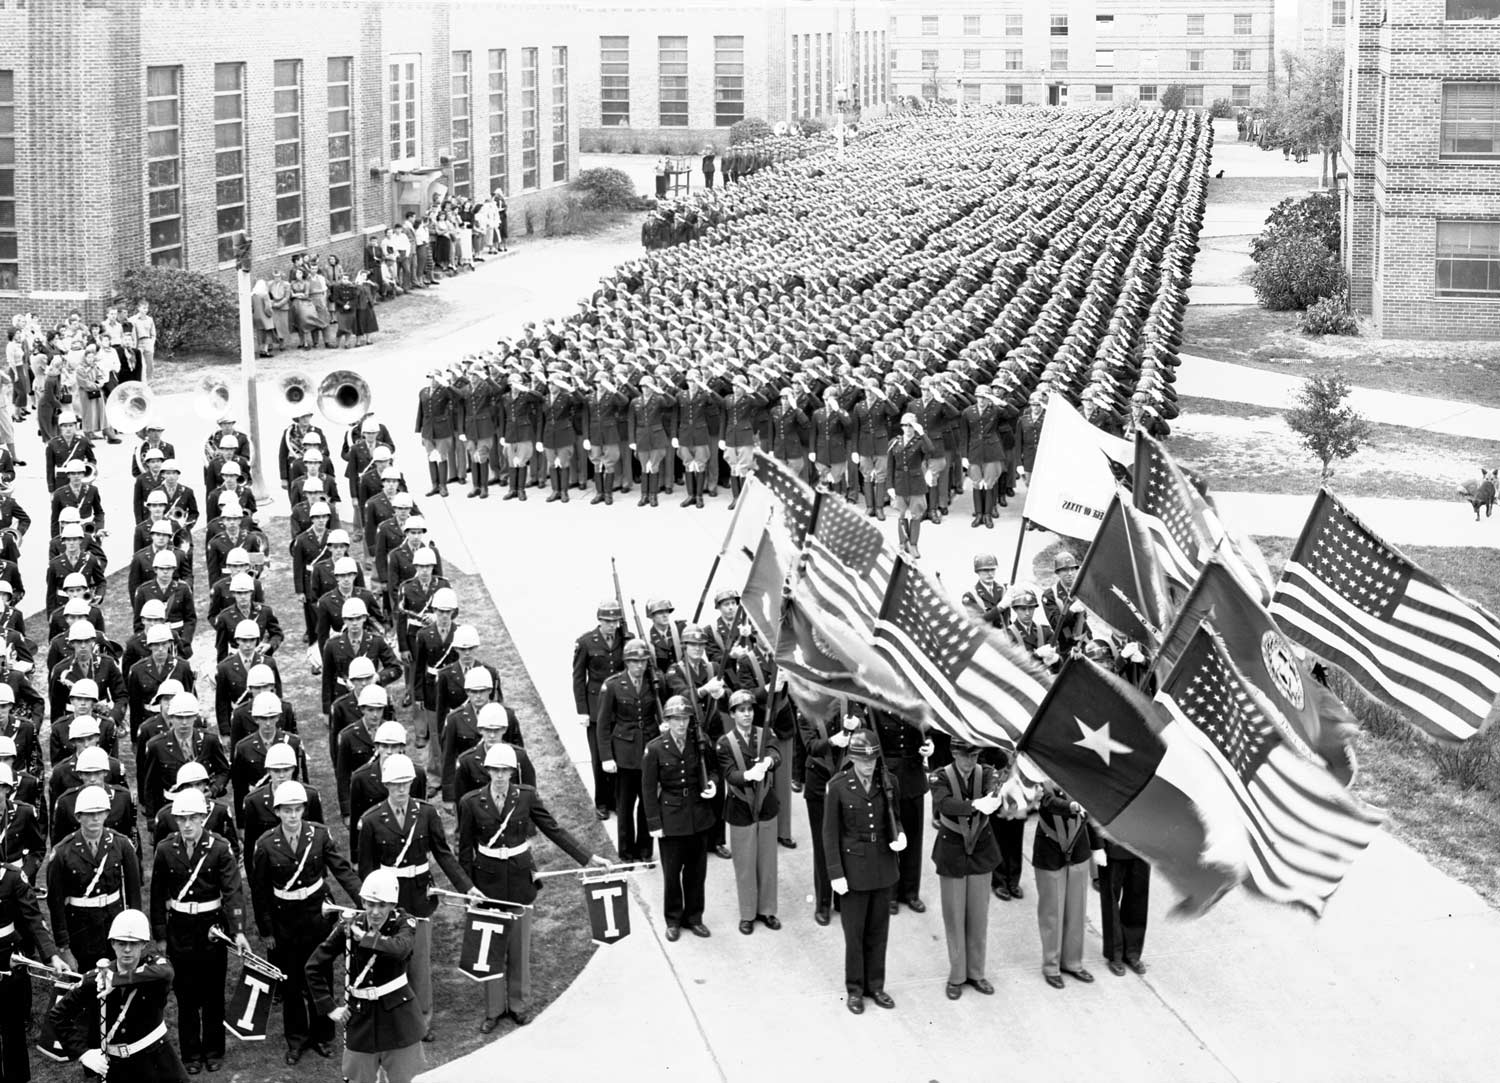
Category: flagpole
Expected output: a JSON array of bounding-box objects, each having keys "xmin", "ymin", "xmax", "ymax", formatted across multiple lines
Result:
[
  {"xmin": 692, "ymin": 484, "xmax": 758, "ymax": 623},
  {"xmin": 1007, "ymin": 516, "xmax": 1030, "ymax": 583}
]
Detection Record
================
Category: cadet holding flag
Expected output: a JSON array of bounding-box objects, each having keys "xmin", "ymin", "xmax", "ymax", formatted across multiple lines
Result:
[
  {"xmin": 929, "ymin": 737, "xmax": 1002, "ymax": 1000},
  {"xmin": 642, "ymin": 697, "xmax": 717, "ymax": 942},
  {"xmin": 716, "ymin": 690, "xmax": 781, "ymax": 936}
]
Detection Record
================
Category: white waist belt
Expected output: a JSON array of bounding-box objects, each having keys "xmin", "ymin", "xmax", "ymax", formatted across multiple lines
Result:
[
  {"xmin": 382, "ymin": 864, "xmax": 426, "ymax": 880},
  {"xmin": 349, "ymin": 973, "xmax": 408, "ymax": 1000},
  {"xmin": 106, "ymin": 1021, "xmax": 167, "ymax": 1058},
  {"xmin": 66, "ymin": 891, "xmax": 121, "ymax": 909},
  {"xmin": 167, "ymin": 898, "xmax": 220, "ymax": 915},
  {"xmin": 477, "ymin": 841, "xmax": 529, "ymax": 861},
  {"xmin": 273, "ymin": 880, "xmax": 323, "ymax": 902}
]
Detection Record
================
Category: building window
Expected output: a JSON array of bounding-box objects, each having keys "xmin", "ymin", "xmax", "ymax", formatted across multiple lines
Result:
[
  {"xmin": 805, "ymin": 35, "xmax": 813, "ymax": 114},
  {"xmin": 1005, "ymin": 14, "xmax": 1022, "ymax": 36},
  {"xmin": 964, "ymin": 49, "xmax": 980, "ymax": 71},
  {"xmin": 921, "ymin": 49, "xmax": 938, "ymax": 71},
  {"xmin": 659, "ymin": 36, "xmax": 688, "ymax": 126},
  {"xmin": 213, "ymin": 63, "xmax": 247, "ymax": 265},
  {"xmin": 921, "ymin": 15, "xmax": 938, "ymax": 36},
  {"xmin": 1447, "ymin": 1, "xmax": 1500, "ymax": 18},
  {"xmin": 1051, "ymin": 15, "xmax": 1068, "ymax": 36},
  {"xmin": 1095, "ymin": 50, "xmax": 1114, "ymax": 68},
  {"xmin": 1005, "ymin": 50, "xmax": 1022, "ymax": 72},
  {"xmin": 1234, "ymin": 13, "xmax": 1252, "ymax": 34},
  {"xmin": 0, "ymin": 71, "xmax": 15, "ymax": 291},
  {"xmin": 387, "ymin": 53, "xmax": 419, "ymax": 162},
  {"xmin": 1188, "ymin": 50, "xmax": 1204, "ymax": 72},
  {"xmin": 1096, "ymin": 14, "xmax": 1115, "ymax": 26},
  {"xmin": 145, "ymin": 66, "xmax": 183, "ymax": 268},
  {"xmin": 1441, "ymin": 83, "xmax": 1500, "ymax": 158},
  {"xmin": 1139, "ymin": 84, "xmax": 1158, "ymax": 103},
  {"xmin": 1005, "ymin": 84, "xmax": 1023, "ymax": 105},
  {"xmin": 825, "ymin": 34, "xmax": 833, "ymax": 113},
  {"xmin": 600, "ymin": 36, "xmax": 629, "ymax": 126},
  {"xmin": 963, "ymin": 15, "xmax": 980, "ymax": 35},
  {"xmin": 451, "ymin": 51, "xmax": 473, "ymax": 198},
  {"xmin": 521, "ymin": 47, "xmax": 539, "ymax": 189},
  {"xmin": 963, "ymin": 83, "xmax": 981, "ymax": 104},
  {"xmin": 1436, "ymin": 221, "xmax": 1500, "ymax": 296},
  {"xmin": 1233, "ymin": 49, "xmax": 1251, "ymax": 71},
  {"xmin": 791, "ymin": 36, "xmax": 799, "ymax": 117},
  {"xmin": 921, "ymin": 81, "xmax": 937, "ymax": 102},
  {"xmin": 1184, "ymin": 85, "xmax": 1204, "ymax": 108},
  {"xmin": 552, "ymin": 46, "xmax": 568, "ymax": 183},
  {"xmin": 1232, "ymin": 84, "xmax": 1252, "ymax": 107},
  {"xmin": 327, "ymin": 58, "xmax": 354, "ymax": 237},
  {"xmin": 1095, "ymin": 84, "xmax": 1113, "ymax": 103},
  {"xmin": 488, "ymin": 49, "xmax": 508, "ymax": 196},
  {"xmin": 715, "ymin": 35, "xmax": 745, "ymax": 126},
  {"xmin": 1187, "ymin": 14, "xmax": 1205, "ymax": 35},
  {"xmin": 1050, "ymin": 49, "xmax": 1068, "ymax": 70},
  {"xmin": 273, "ymin": 60, "xmax": 303, "ymax": 251},
  {"xmin": 1331, "ymin": 0, "xmax": 1347, "ymax": 25}
]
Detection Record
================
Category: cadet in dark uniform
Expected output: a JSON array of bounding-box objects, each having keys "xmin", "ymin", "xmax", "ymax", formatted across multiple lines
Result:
[
  {"xmin": 570, "ymin": 601, "xmax": 627, "ymax": 820},
  {"xmin": 597, "ymin": 642, "xmax": 659, "ymax": 862},
  {"xmin": 886, "ymin": 413, "xmax": 933, "ymax": 558},
  {"xmin": 642, "ymin": 697, "xmax": 718, "ymax": 942},
  {"xmin": 872, "ymin": 711, "xmax": 933, "ymax": 915},
  {"xmin": 797, "ymin": 711, "xmax": 869, "ymax": 925},
  {"xmin": 930, "ymin": 737, "xmax": 1002, "ymax": 1000},
  {"xmin": 823, "ymin": 731, "xmax": 904, "ymax": 1014},
  {"xmin": 1040, "ymin": 550, "xmax": 1089, "ymax": 660},
  {"xmin": 1034, "ymin": 784, "xmax": 1098, "ymax": 989},
  {"xmin": 717, "ymin": 690, "xmax": 781, "ymax": 935},
  {"xmin": 961, "ymin": 554, "xmax": 1006, "ymax": 628},
  {"xmin": 0, "ymin": 848, "xmax": 66, "ymax": 1083},
  {"xmin": 46, "ymin": 784, "xmax": 143, "ymax": 973},
  {"xmin": 1097, "ymin": 838, "xmax": 1151, "ymax": 978}
]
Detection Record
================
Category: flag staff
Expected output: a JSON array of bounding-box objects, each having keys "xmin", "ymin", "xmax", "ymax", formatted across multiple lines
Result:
[{"xmin": 1007, "ymin": 516, "xmax": 1030, "ymax": 583}]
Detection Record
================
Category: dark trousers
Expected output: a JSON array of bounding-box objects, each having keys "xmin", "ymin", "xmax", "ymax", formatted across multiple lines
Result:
[
  {"xmin": 805, "ymin": 789, "xmax": 830, "ymax": 909},
  {"xmin": 895, "ymin": 794, "xmax": 925, "ymax": 901},
  {"xmin": 658, "ymin": 829, "xmax": 709, "ymax": 927},
  {"xmin": 301, "ymin": 599, "xmax": 318, "ymax": 644},
  {"xmin": 585, "ymin": 723, "xmax": 614, "ymax": 813},
  {"xmin": 0, "ymin": 970, "xmax": 30, "ymax": 1082},
  {"xmin": 273, "ymin": 937, "xmax": 333, "ymax": 1051},
  {"xmin": 840, "ymin": 885, "xmax": 893, "ymax": 995},
  {"xmin": 1099, "ymin": 855, "xmax": 1151, "ymax": 964},
  {"xmin": 615, "ymin": 767, "xmax": 651, "ymax": 861},
  {"xmin": 991, "ymin": 816, "xmax": 1025, "ymax": 890},
  {"xmin": 171, "ymin": 944, "xmax": 227, "ymax": 1060}
]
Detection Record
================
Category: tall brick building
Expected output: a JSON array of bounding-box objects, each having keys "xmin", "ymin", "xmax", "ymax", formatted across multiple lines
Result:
[
  {"xmin": 0, "ymin": 0, "xmax": 582, "ymax": 321},
  {"xmin": 1341, "ymin": 0, "xmax": 1500, "ymax": 339}
]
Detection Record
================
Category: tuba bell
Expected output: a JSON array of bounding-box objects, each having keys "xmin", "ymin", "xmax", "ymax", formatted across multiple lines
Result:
[
  {"xmin": 279, "ymin": 373, "xmax": 316, "ymax": 417},
  {"xmin": 105, "ymin": 380, "xmax": 156, "ymax": 433},
  {"xmin": 316, "ymin": 370, "xmax": 371, "ymax": 427},
  {"xmin": 193, "ymin": 376, "xmax": 234, "ymax": 421}
]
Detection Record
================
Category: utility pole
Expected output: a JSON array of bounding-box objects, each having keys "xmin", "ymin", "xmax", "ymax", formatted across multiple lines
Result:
[{"xmin": 234, "ymin": 233, "xmax": 270, "ymax": 502}]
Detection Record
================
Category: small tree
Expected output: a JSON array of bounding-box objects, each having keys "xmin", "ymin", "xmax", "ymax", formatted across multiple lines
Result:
[
  {"xmin": 1266, "ymin": 47, "xmax": 1344, "ymax": 186},
  {"xmin": 113, "ymin": 266, "xmax": 237, "ymax": 358},
  {"xmin": 1159, "ymin": 84, "xmax": 1187, "ymax": 111},
  {"xmin": 728, "ymin": 117, "xmax": 773, "ymax": 146},
  {"xmin": 1248, "ymin": 234, "xmax": 1346, "ymax": 310},
  {"xmin": 1285, "ymin": 373, "xmax": 1371, "ymax": 479}
]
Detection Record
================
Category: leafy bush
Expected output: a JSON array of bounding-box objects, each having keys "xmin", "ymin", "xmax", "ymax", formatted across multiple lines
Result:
[
  {"xmin": 1209, "ymin": 98, "xmax": 1235, "ymax": 118},
  {"xmin": 1159, "ymin": 84, "xmax": 1187, "ymax": 111},
  {"xmin": 112, "ymin": 266, "xmax": 237, "ymax": 357},
  {"xmin": 798, "ymin": 117, "xmax": 828, "ymax": 136},
  {"xmin": 1300, "ymin": 294, "xmax": 1358, "ymax": 336},
  {"xmin": 1248, "ymin": 235, "xmax": 1347, "ymax": 311},
  {"xmin": 1429, "ymin": 732, "xmax": 1499, "ymax": 792},
  {"xmin": 569, "ymin": 167, "xmax": 640, "ymax": 210},
  {"xmin": 1251, "ymin": 191, "xmax": 1339, "ymax": 261},
  {"xmin": 729, "ymin": 117, "xmax": 773, "ymax": 146},
  {"xmin": 522, "ymin": 190, "xmax": 630, "ymax": 239}
]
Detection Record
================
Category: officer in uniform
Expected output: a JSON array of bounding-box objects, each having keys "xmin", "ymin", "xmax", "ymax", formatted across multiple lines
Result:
[
  {"xmin": 415, "ymin": 370, "xmax": 459, "ymax": 497},
  {"xmin": 355, "ymin": 753, "xmax": 476, "ymax": 1038},
  {"xmin": 457, "ymin": 743, "xmax": 608, "ymax": 1030},
  {"xmin": 1034, "ymin": 784, "xmax": 1098, "ymax": 989},
  {"xmin": 149, "ymin": 787, "xmax": 250, "ymax": 1073},
  {"xmin": 959, "ymin": 384, "xmax": 1006, "ymax": 528},
  {"xmin": 248, "ymin": 780, "xmax": 362, "ymax": 1066},
  {"xmin": 674, "ymin": 369, "xmax": 722, "ymax": 508},
  {"xmin": 871, "ymin": 712, "xmax": 932, "ymax": 915},
  {"xmin": 886, "ymin": 413, "xmax": 933, "ymax": 558},
  {"xmin": 642, "ymin": 697, "xmax": 718, "ymax": 942},
  {"xmin": 823, "ymin": 731, "xmax": 904, "ymax": 1014},
  {"xmin": 0, "ymin": 840, "xmax": 66, "ymax": 1083},
  {"xmin": 597, "ymin": 641, "xmax": 659, "ymax": 862},
  {"xmin": 47, "ymin": 909, "xmax": 189, "ymax": 1082},
  {"xmin": 1002, "ymin": 587, "xmax": 1059, "ymax": 670},
  {"xmin": 46, "ymin": 785, "xmax": 143, "ymax": 974},
  {"xmin": 582, "ymin": 374, "xmax": 627, "ymax": 504},
  {"xmin": 853, "ymin": 380, "xmax": 900, "ymax": 519},
  {"xmin": 985, "ymin": 744, "xmax": 1030, "ymax": 903},
  {"xmin": 961, "ymin": 553, "xmax": 1006, "ymax": 628},
  {"xmin": 1040, "ymin": 550, "xmax": 1089, "ymax": 659},
  {"xmin": 716, "ymin": 690, "xmax": 781, "ymax": 936},
  {"xmin": 571, "ymin": 600, "xmax": 627, "ymax": 820},
  {"xmin": 930, "ymin": 737, "xmax": 1002, "ymax": 1000},
  {"xmin": 308, "ymin": 869, "xmax": 425, "ymax": 1083}
]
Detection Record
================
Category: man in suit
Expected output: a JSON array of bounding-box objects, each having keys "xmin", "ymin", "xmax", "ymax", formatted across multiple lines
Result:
[
  {"xmin": 571, "ymin": 600, "xmax": 628, "ymax": 820},
  {"xmin": 823, "ymin": 731, "xmax": 904, "ymax": 1015},
  {"xmin": 929, "ymin": 737, "xmax": 1003, "ymax": 1000},
  {"xmin": 642, "ymin": 697, "xmax": 718, "ymax": 942}
]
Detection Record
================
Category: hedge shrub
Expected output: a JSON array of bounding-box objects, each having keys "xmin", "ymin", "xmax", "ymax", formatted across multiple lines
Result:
[
  {"xmin": 112, "ymin": 266, "xmax": 237, "ymax": 357},
  {"xmin": 1248, "ymin": 236, "xmax": 1347, "ymax": 311}
]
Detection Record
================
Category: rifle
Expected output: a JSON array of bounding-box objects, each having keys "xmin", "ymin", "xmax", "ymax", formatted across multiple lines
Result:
[
  {"xmin": 665, "ymin": 615, "xmax": 714, "ymax": 793},
  {"xmin": 612, "ymin": 558, "xmax": 670, "ymax": 763}
]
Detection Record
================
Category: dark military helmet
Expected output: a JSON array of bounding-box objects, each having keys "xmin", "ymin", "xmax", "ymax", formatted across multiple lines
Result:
[
  {"xmin": 623, "ymin": 641, "xmax": 651, "ymax": 662},
  {"xmin": 597, "ymin": 600, "xmax": 625, "ymax": 622},
  {"xmin": 681, "ymin": 625, "xmax": 708, "ymax": 646},
  {"xmin": 713, "ymin": 589, "xmax": 741, "ymax": 606},
  {"xmin": 973, "ymin": 553, "xmax": 999, "ymax": 573}
]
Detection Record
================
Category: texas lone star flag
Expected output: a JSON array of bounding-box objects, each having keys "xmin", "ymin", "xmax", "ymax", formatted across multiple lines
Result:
[{"xmin": 1022, "ymin": 398, "xmax": 1133, "ymax": 539}]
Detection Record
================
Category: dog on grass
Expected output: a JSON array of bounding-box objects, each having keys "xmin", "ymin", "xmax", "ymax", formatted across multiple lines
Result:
[{"xmin": 1458, "ymin": 468, "xmax": 1498, "ymax": 521}]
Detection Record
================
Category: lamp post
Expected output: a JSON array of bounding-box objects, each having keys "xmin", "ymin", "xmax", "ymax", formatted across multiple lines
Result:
[{"xmin": 233, "ymin": 233, "xmax": 270, "ymax": 502}]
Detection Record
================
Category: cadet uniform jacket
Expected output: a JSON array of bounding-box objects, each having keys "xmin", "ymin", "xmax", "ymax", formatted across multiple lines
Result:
[
  {"xmin": 249, "ymin": 821, "xmax": 360, "ymax": 944},
  {"xmin": 571, "ymin": 626, "xmax": 627, "ymax": 718},
  {"xmin": 929, "ymin": 763, "xmax": 1002, "ymax": 878},
  {"xmin": 596, "ymin": 671, "xmax": 659, "ymax": 770},
  {"xmin": 716, "ymin": 726, "xmax": 780, "ymax": 826},
  {"xmin": 642, "ymin": 732, "xmax": 717, "ymax": 837},
  {"xmin": 821, "ymin": 766, "xmax": 901, "ymax": 892},
  {"xmin": 307, "ymin": 909, "xmax": 423, "ymax": 1054},
  {"xmin": 46, "ymin": 829, "xmax": 143, "ymax": 952},
  {"xmin": 886, "ymin": 434, "xmax": 935, "ymax": 498},
  {"xmin": 355, "ymin": 798, "xmax": 471, "ymax": 917},
  {"xmin": 149, "ymin": 830, "xmax": 244, "ymax": 952},
  {"xmin": 458, "ymin": 782, "xmax": 591, "ymax": 905}
]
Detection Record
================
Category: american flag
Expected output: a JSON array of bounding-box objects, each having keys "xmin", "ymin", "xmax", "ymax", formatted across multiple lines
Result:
[
  {"xmin": 1158, "ymin": 625, "xmax": 1385, "ymax": 916},
  {"xmin": 873, "ymin": 557, "xmax": 1051, "ymax": 749},
  {"xmin": 752, "ymin": 452, "xmax": 815, "ymax": 545},
  {"xmin": 800, "ymin": 493, "xmax": 896, "ymax": 630},
  {"xmin": 1270, "ymin": 490, "xmax": 1500, "ymax": 743},
  {"xmin": 1132, "ymin": 433, "xmax": 1213, "ymax": 589}
]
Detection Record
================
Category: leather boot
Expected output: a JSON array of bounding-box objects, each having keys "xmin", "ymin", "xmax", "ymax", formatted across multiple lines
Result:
[
  {"xmin": 681, "ymin": 471, "xmax": 696, "ymax": 508},
  {"xmin": 695, "ymin": 472, "xmax": 705, "ymax": 508},
  {"xmin": 468, "ymin": 463, "xmax": 482, "ymax": 499},
  {"xmin": 479, "ymin": 466, "xmax": 490, "ymax": 499},
  {"xmin": 908, "ymin": 517, "xmax": 922, "ymax": 558},
  {"xmin": 590, "ymin": 473, "xmax": 606, "ymax": 505},
  {"xmin": 438, "ymin": 464, "xmax": 449, "ymax": 497},
  {"xmin": 559, "ymin": 468, "xmax": 570, "ymax": 503},
  {"xmin": 864, "ymin": 479, "xmax": 876, "ymax": 518},
  {"xmin": 927, "ymin": 487, "xmax": 942, "ymax": 524},
  {"xmin": 728, "ymin": 476, "xmax": 741, "ymax": 510},
  {"xmin": 504, "ymin": 466, "xmax": 520, "ymax": 499},
  {"xmin": 603, "ymin": 473, "xmax": 614, "ymax": 505},
  {"xmin": 896, "ymin": 518, "xmax": 908, "ymax": 556},
  {"xmin": 517, "ymin": 466, "xmax": 528, "ymax": 501},
  {"xmin": 649, "ymin": 472, "xmax": 659, "ymax": 507},
  {"xmin": 638, "ymin": 472, "xmax": 651, "ymax": 506},
  {"xmin": 971, "ymin": 487, "xmax": 983, "ymax": 528},
  {"xmin": 426, "ymin": 463, "xmax": 442, "ymax": 497}
]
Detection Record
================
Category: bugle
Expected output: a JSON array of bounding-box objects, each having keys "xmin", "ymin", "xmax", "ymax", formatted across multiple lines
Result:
[
  {"xmin": 320, "ymin": 901, "xmax": 362, "ymax": 921},
  {"xmin": 208, "ymin": 927, "xmax": 287, "ymax": 981},
  {"xmin": 7, "ymin": 954, "xmax": 82, "ymax": 986},
  {"xmin": 430, "ymin": 887, "xmax": 529, "ymax": 913}
]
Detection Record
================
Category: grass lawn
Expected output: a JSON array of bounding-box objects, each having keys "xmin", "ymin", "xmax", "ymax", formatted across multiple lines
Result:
[
  {"xmin": 28, "ymin": 515, "xmax": 610, "ymax": 1082},
  {"xmin": 1168, "ymin": 395, "xmax": 1500, "ymax": 501},
  {"xmin": 1206, "ymin": 176, "xmax": 1326, "ymax": 208},
  {"xmin": 1255, "ymin": 536, "xmax": 1500, "ymax": 907},
  {"xmin": 1182, "ymin": 305, "xmax": 1500, "ymax": 409}
]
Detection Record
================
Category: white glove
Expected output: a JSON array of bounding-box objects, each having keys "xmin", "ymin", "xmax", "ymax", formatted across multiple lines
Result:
[
  {"xmin": 971, "ymin": 793, "xmax": 1003, "ymax": 816},
  {"xmin": 808, "ymin": 451, "xmax": 817, "ymax": 462},
  {"xmin": 651, "ymin": 828, "xmax": 664, "ymax": 839},
  {"xmin": 831, "ymin": 876, "xmax": 848, "ymax": 896},
  {"xmin": 1120, "ymin": 642, "xmax": 1146, "ymax": 663},
  {"xmin": 961, "ymin": 458, "xmax": 970, "ymax": 470},
  {"xmin": 458, "ymin": 434, "xmax": 468, "ymax": 442},
  {"xmin": 701, "ymin": 678, "xmax": 725, "ymax": 698},
  {"xmin": 1069, "ymin": 598, "xmax": 1086, "ymax": 614},
  {"xmin": 80, "ymin": 1050, "xmax": 108, "ymax": 1075},
  {"xmin": 629, "ymin": 442, "xmax": 637, "ymax": 451},
  {"xmin": 850, "ymin": 452, "xmax": 860, "ymax": 465},
  {"xmin": 886, "ymin": 488, "xmax": 897, "ymax": 503},
  {"xmin": 919, "ymin": 738, "xmax": 935, "ymax": 759},
  {"xmin": 306, "ymin": 645, "xmax": 322, "ymax": 674},
  {"xmin": 671, "ymin": 437, "xmax": 680, "ymax": 449},
  {"xmin": 1035, "ymin": 644, "xmax": 1060, "ymax": 666},
  {"xmin": 743, "ymin": 764, "xmax": 765, "ymax": 783},
  {"xmin": 718, "ymin": 440, "xmax": 726, "ymax": 450},
  {"xmin": 911, "ymin": 422, "xmax": 925, "ymax": 437},
  {"xmin": 830, "ymin": 732, "xmax": 850, "ymax": 748},
  {"xmin": 889, "ymin": 832, "xmax": 908, "ymax": 853},
  {"xmin": 602, "ymin": 760, "xmax": 618, "ymax": 774},
  {"xmin": 700, "ymin": 781, "xmax": 717, "ymax": 799},
  {"xmin": 583, "ymin": 439, "xmax": 592, "ymax": 451},
  {"xmin": 1093, "ymin": 849, "xmax": 1108, "ymax": 867}
]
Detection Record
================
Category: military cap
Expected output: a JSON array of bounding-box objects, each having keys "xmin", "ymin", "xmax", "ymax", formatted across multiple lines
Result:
[
  {"xmin": 713, "ymin": 589, "xmax": 740, "ymax": 607},
  {"xmin": 728, "ymin": 690, "xmax": 755, "ymax": 709},
  {"xmin": 1007, "ymin": 588, "xmax": 1038, "ymax": 608},
  {"xmin": 681, "ymin": 626, "xmax": 708, "ymax": 646},
  {"xmin": 846, "ymin": 731, "xmax": 880, "ymax": 760}
]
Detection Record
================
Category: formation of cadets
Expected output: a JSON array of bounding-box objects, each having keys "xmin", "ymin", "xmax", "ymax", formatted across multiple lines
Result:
[
  {"xmin": 409, "ymin": 105, "xmax": 1203, "ymax": 556},
  {"xmin": 0, "ymin": 396, "xmax": 609, "ymax": 1083}
]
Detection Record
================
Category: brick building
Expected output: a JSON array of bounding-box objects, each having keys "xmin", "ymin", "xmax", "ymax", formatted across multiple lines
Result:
[
  {"xmin": 1341, "ymin": 0, "xmax": 1500, "ymax": 339},
  {"xmin": 0, "ymin": 0, "xmax": 583, "ymax": 322},
  {"xmin": 575, "ymin": 1, "xmax": 892, "ymax": 153}
]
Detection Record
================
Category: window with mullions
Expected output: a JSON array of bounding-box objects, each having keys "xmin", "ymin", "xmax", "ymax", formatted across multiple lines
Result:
[
  {"xmin": 328, "ymin": 57, "xmax": 354, "ymax": 236},
  {"xmin": 1447, "ymin": 1, "xmax": 1500, "ymax": 18},
  {"xmin": 715, "ymin": 36, "xmax": 745, "ymax": 127},
  {"xmin": 1441, "ymin": 83, "xmax": 1500, "ymax": 158},
  {"xmin": 552, "ymin": 46, "xmax": 569, "ymax": 183},
  {"xmin": 659, "ymin": 36, "xmax": 688, "ymax": 126},
  {"xmin": 1437, "ymin": 220, "xmax": 1500, "ymax": 296},
  {"xmin": 146, "ymin": 66, "xmax": 183, "ymax": 267},
  {"xmin": 600, "ymin": 36, "xmax": 629, "ymax": 126},
  {"xmin": 388, "ymin": 54, "xmax": 420, "ymax": 162},
  {"xmin": 521, "ymin": 48, "xmax": 538, "ymax": 189},
  {"xmin": 273, "ymin": 60, "xmax": 303, "ymax": 251},
  {"xmin": 451, "ymin": 51, "xmax": 473, "ymax": 198},
  {"xmin": 488, "ymin": 49, "xmax": 508, "ymax": 197},
  {"xmin": 214, "ymin": 64, "xmax": 247, "ymax": 265},
  {"xmin": 0, "ymin": 70, "xmax": 14, "ymax": 291}
]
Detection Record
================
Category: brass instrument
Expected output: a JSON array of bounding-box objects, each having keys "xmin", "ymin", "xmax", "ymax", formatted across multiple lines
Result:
[
  {"xmin": 193, "ymin": 376, "xmax": 234, "ymax": 421},
  {"xmin": 208, "ymin": 927, "xmax": 287, "ymax": 981},
  {"xmin": 320, "ymin": 901, "xmax": 362, "ymax": 921},
  {"xmin": 104, "ymin": 381, "xmax": 156, "ymax": 434},
  {"xmin": 279, "ymin": 374, "xmax": 316, "ymax": 417},
  {"xmin": 7, "ymin": 953, "xmax": 82, "ymax": 987},
  {"xmin": 316, "ymin": 370, "xmax": 372, "ymax": 427}
]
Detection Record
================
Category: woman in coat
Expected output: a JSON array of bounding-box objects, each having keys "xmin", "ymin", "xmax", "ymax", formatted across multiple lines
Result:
[
  {"xmin": 37, "ymin": 355, "xmax": 64, "ymax": 443},
  {"xmin": 267, "ymin": 271, "xmax": 292, "ymax": 347},
  {"xmin": 352, "ymin": 272, "xmax": 380, "ymax": 345},
  {"xmin": 328, "ymin": 273, "xmax": 360, "ymax": 349},
  {"xmin": 250, "ymin": 279, "xmax": 277, "ymax": 357},
  {"xmin": 288, "ymin": 266, "xmax": 323, "ymax": 349},
  {"xmin": 308, "ymin": 263, "xmax": 335, "ymax": 348}
]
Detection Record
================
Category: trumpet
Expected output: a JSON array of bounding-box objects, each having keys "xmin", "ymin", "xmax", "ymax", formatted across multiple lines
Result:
[
  {"xmin": 320, "ymin": 901, "xmax": 363, "ymax": 921},
  {"xmin": 105, "ymin": 380, "xmax": 157, "ymax": 433},
  {"xmin": 208, "ymin": 927, "xmax": 287, "ymax": 981},
  {"xmin": 194, "ymin": 376, "xmax": 234, "ymax": 421},
  {"xmin": 317, "ymin": 370, "xmax": 371, "ymax": 427},
  {"xmin": 7, "ymin": 953, "xmax": 82, "ymax": 986}
]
